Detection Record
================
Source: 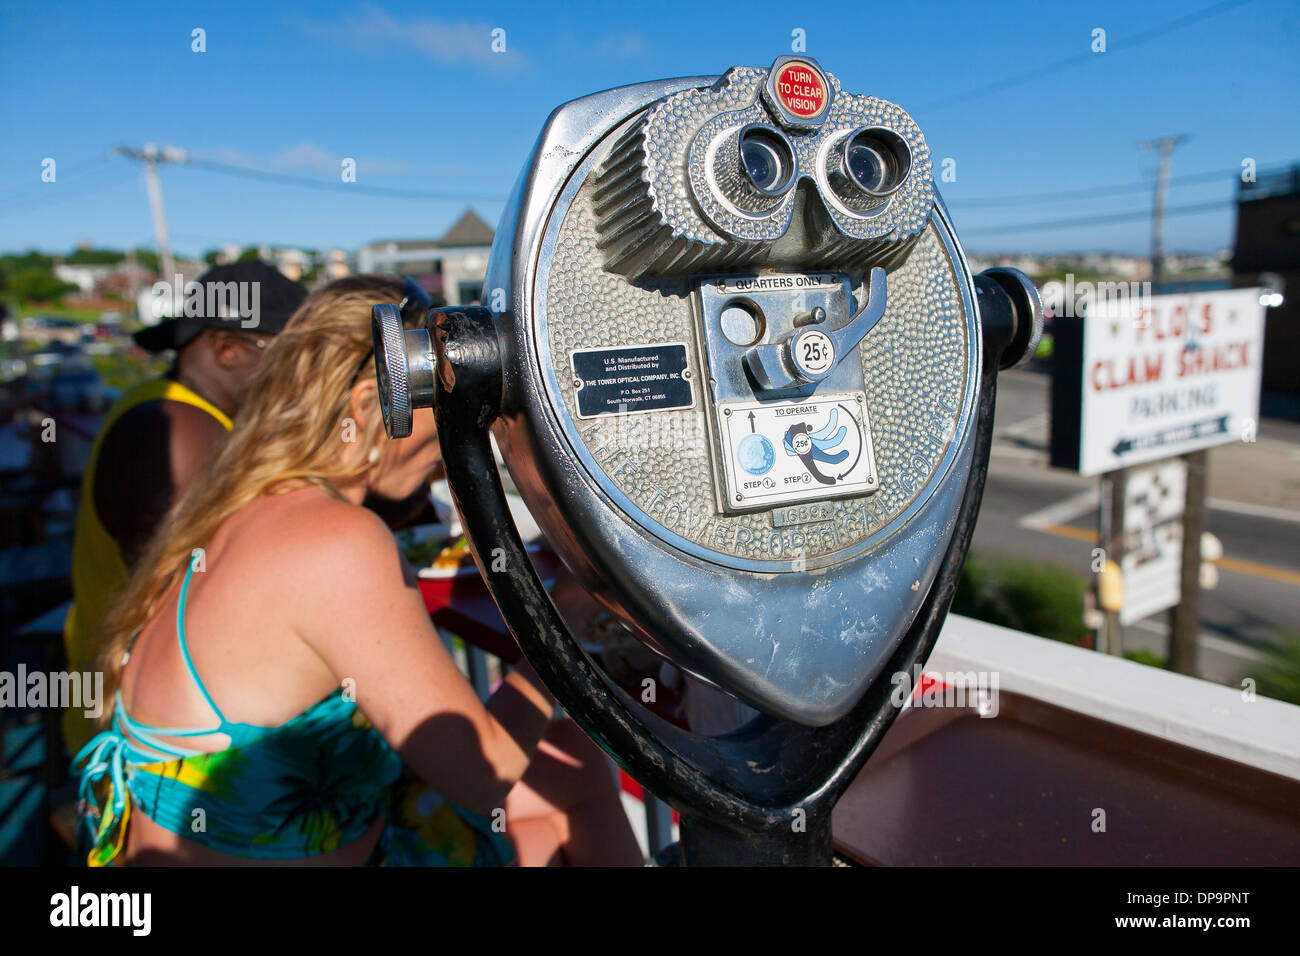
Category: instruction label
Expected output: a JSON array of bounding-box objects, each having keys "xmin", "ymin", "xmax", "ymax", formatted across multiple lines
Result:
[{"xmin": 718, "ymin": 391, "xmax": 878, "ymax": 510}]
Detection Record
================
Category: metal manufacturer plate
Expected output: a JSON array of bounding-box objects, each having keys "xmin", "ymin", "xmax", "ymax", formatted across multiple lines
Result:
[
  {"xmin": 717, "ymin": 391, "xmax": 878, "ymax": 510},
  {"xmin": 571, "ymin": 343, "xmax": 694, "ymax": 419},
  {"xmin": 771, "ymin": 500, "xmax": 836, "ymax": 527}
]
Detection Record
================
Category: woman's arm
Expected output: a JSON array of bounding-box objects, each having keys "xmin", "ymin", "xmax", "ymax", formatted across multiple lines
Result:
[{"xmin": 290, "ymin": 500, "xmax": 557, "ymax": 814}]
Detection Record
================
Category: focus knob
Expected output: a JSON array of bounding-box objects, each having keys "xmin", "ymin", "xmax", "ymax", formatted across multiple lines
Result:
[
  {"xmin": 371, "ymin": 303, "xmax": 436, "ymax": 439},
  {"xmin": 975, "ymin": 268, "xmax": 1043, "ymax": 370}
]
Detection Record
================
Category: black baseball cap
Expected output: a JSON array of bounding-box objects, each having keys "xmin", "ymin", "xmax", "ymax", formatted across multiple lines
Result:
[{"xmin": 133, "ymin": 260, "xmax": 308, "ymax": 353}]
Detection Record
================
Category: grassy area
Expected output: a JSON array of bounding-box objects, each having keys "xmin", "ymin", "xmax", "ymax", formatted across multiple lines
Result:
[
  {"xmin": 12, "ymin": 302, "xmax": 108, "ymax": 323},
  {"xmin": 91, "ymin": 351, "xmax": 168, "ymax": 389}
]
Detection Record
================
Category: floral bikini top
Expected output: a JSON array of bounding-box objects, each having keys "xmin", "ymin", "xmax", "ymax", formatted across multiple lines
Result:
[{"xmin": 71, "ymin": 560, "xmax": 511, "ymax": 867}]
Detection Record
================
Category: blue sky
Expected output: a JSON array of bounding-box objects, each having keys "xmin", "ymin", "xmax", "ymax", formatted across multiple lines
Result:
[{"xmin": 2, "ymin": 0, "xmax": 1297, "ymax": 257}]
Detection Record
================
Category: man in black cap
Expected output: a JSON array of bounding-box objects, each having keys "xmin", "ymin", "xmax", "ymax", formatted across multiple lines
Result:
[{"xmin": 62, "ymin": 260, "xmax": 307, "ymax": 752}]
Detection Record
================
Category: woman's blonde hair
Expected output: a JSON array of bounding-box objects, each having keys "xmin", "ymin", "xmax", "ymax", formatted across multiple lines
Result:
[{"xmin": 97, "ymin": 274, "xmax": 409, "ymax": 718}]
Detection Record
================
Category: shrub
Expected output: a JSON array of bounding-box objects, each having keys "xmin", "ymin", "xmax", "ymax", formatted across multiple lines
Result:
[
  {"xmin": 952, "ymin": 556, "xmax": 1090, "ymax": 645},
  {"xmin": 1255, "ymin": 635, "xmax": 1300, "ymax": 706},
  {"xmin": 1124, "ymin": 648, "xmax": 1166, "ymax": 668}
]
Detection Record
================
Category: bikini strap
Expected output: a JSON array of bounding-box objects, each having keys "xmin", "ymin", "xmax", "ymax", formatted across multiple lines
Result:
[
  {"xmin": 174, "ymin": 556, "xmax": 267, "ymax": 748},
  {"xmin": 176, "ymin": 555, "xmax": 232, "ymax": 728},
  {"xmin": 112, "ymin": 691, "xmax": 209, "ymax": 759}
]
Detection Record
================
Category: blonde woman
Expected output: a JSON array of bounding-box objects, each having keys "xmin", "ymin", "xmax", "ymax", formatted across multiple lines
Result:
[{"xmin": 73, "ymin": 275, "xmax": 642, "ymax": 867}]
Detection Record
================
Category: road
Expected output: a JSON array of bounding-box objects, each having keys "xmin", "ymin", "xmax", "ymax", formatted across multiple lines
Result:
[{"xmin": 972, "ymin": 369, "xmax": 1300, "ymax": 685}]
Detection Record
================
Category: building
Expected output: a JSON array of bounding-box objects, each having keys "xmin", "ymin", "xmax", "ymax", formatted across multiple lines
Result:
[
  {"xmin": 52, "ymin": 263, "xmax": 112, "ymax": 294},
  {"xmin": 356, "ymin": 209, "xmax": 494, "ymax": 306},
  {"xmin": 1232, "ymin": 163, "xmax": 1300, "ymax": 396}
]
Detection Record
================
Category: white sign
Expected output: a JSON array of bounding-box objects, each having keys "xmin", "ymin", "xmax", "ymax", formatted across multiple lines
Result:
[
  {"xmin": 716, "ymin": 391, "xmax": 877, "ymax": 510},
  {"xmin": 1079, "ymin": 288, "xmax": 1265, "ymax": 475},
  {"xmin": 1119, "ymin": 459, "xmax": 1185, "ymax": 625}
]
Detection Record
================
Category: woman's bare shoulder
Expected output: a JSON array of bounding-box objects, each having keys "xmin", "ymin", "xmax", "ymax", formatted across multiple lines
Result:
[
  {"xmin": 250, "ymin": 486, "xmax": 405, "ymax": 578},
  {"xmin": 245, "ymin": 488, "xmax": 430, "ymax": 665}
]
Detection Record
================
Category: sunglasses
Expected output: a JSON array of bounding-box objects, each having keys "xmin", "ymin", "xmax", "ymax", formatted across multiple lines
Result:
[
  {"xmin": 352, "ymin": 276, "xmax": 435, "ymax": 384},
  {"xmin": 233, "ymin": 333, "xmax": 270, "ymax": 353}
]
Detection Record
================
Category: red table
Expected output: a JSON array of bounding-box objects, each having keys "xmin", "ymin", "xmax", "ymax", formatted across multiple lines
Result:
[{"xmin": 415, "ymin": 544, "xmax": 563, "ymax": 664}]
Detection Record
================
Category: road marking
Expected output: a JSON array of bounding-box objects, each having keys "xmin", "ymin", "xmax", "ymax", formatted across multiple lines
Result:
[
  {"xmin": 1020, "ymin": 489, "xmax": 1300, "ymax": 582},
  {"xmin": 1032, "ymin": 521, "xmax": 1300, "ymax": 584},
  {"xmin": 1129, "ymin": 618, "xmax": 1267, "ymax": 663},
  {"xmin": 990, "ymin": 446, "xmax": 1046, "ymax": 462},
  {"xmin": 1023, "ymin": 488, "xmax": 1300, "ymax": 530},
  {"xmin": 1208, "ymin": 496, "xmax": 1300, "ymax": 525},
  {"xmin": 1041, "ymin": 523, "xmax": 1096, "ymax": 543},
  {"xmin": 996, "ymin": 411, "xmax": 1047, "ymax": 440},
  {"xmin": 1214, "ymin": 555, "xmax": 1300, "ymax": 586},
  {"xmin": 1019, "ymin": 489, "xmax": 1096, "ymax": 531}
]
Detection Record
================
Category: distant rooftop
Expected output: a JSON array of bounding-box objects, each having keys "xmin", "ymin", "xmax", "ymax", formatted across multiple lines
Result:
[
  {"xmin": 1239, "ymin": 163, "xmax": 1300, "ymax": 203},
  {"xmin": 438, "ymin": 209, "xmax": 495, "ymax": 247},
  {"xmin": 365, "ymin": 209, "xmax": 494, "ymax": 250}
]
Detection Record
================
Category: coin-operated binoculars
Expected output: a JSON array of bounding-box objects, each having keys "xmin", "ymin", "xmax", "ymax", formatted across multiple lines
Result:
[{"xmin": 373, "ymin": 56, "xmax": 1040, "ymax": 865}]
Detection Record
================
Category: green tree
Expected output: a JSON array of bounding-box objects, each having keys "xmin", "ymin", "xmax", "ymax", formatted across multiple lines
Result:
[
  {"xmin": 64, "ymin": 247, "xmax": 125, "ymax": 265},
  {"xmin": 127, "ymin": 248, "xmax": 160, "ymax": 273},
  {"xmin": 7, "ymin": 267, "xmax": 77, "ymax": 303},
  {"xmin": 0, "ymin": 250, "xmax": 56, "ymax": 277},
  {"xmin": 238, "ymin": 246, "xmax": 263, "ymax": 262}
]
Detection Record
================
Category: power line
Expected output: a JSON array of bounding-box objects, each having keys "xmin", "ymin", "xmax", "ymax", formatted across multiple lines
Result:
[
  {"xmin": 919, "ymin": 0, "xmax": 1256, "ymax": 112},
  {"xmin": 960, "ymin": 199, "xmax": 1231, "ymax": 236},
  {"xmin": 0, "ymin": 154, "xmax": 111, "ymax": 201},
  {"xmin": 945, "ymin": 168, "xmax": 1239, "ymax": 208},
  {"xmin": 0, "ymin": 153, "xmax": 118, "ymax": 206},
  {"xmin": 0, "ymin": 167, "xmax": 134, "ymax": 217},
  {"xmin": 181, "ymin": 157, "xmax": 508, "ymax": 203},
  {"xmin": 0, "ymin": 148, "xmax": 506, "ymax": 229}
]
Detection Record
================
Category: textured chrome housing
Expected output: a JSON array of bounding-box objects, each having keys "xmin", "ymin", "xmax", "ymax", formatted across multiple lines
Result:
[
  {"xmin": 591, "ymin": 60, "xmax": 933, "ymax": 282},
  {"xmin": 483, "ymin": 67, "xmax": 981, "ymax": 726}
]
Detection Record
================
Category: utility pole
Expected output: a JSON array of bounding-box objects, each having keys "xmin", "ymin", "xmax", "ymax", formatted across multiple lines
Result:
[
  {"xmin": 1098, "ymin": 471, "xmax": 1127, "ymax": 657},
  {"xmin": 1140, "ymin": 135, "xmax": 1202, "ymax": 677},
  {"xmin": 1140, "ymin": 135, "xmax": 1188, "ymax": 291},
  {"xmin": 1169, "ymin": 450, "xmax": 1207, "ymax": 676},
  {"xmin": 115, "ymin": 144, "xmax": 187, "ymax": 310}
]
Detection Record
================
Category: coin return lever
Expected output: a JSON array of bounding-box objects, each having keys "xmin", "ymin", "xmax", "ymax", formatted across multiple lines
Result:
[{"xmin": 732, "ymin": 267, "xmax": 887, "ymax": 390}]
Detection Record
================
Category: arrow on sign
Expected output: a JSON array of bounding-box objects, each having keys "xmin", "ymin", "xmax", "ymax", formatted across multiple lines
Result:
[
  {"xmin": 1112, "ymin": 415, "xmax": 1230, "ymax": 458},
  {"xmin": 836, "ymin": 403, "xmax": 863, "ymax": 480},
  {"xmin": 748, "ymin": 411, "xmax": 756, "ymax": 433}
]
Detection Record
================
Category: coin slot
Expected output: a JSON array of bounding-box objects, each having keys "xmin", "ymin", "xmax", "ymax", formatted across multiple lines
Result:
[{"xmin": 719, "ymin": 300, "xmax": 765, "ymax": 347}]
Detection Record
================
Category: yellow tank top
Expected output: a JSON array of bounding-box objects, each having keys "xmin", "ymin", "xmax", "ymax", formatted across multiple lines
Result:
[{"xmin": 62, "ymin": 378, "xmax": 232, "ymax": 753}]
